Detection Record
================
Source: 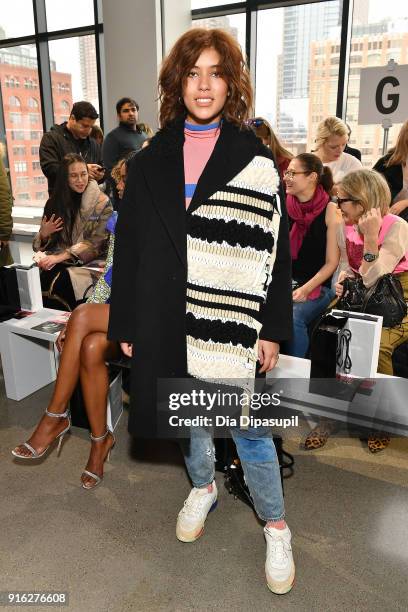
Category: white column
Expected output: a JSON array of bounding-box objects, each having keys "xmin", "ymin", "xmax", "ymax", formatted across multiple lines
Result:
[
  {"xmin": 101, "ymin": 0, "xmax": 191, "ymax": 133},
  {"xmin": 161, "ymin": 0, "xmax": 192, "ymax": 55}
]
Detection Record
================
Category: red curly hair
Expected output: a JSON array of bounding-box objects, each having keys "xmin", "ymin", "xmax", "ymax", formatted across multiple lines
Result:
[{"xmin": 158, "ymin": 28, "xmax": 253, "ymax": 128}]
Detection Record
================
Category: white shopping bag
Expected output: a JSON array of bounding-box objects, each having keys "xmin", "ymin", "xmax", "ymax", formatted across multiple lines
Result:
[
  {"xmin": 107, "ymin": 371, "xmax": 123, "ymax": 431},
  {"xmin": 14, "ymin": 265, "xmax": 43, "ymax": 311},
  {"xmin": 331, "ymin": 309, "xmax": 383, "ymax": 378}
]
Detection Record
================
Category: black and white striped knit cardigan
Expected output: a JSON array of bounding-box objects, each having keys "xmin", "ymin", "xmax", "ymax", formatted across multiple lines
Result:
[{"xmin": 186, "ymin": 154, "xmax": 281, "ymax": 386}]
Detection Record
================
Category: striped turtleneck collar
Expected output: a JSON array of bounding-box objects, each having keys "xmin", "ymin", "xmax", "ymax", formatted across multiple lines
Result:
[
  {"xmin": 184, "ymin": 121, "xmax": 221, "ymax": 138},
  {"xmin": 183, "ymin": 121, "xmax": 221, "ymax": 207}
]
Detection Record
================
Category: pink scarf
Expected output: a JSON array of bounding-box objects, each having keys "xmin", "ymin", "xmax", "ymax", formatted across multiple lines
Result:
[
  {"xmin": 286, "ymin": 184, "xmax": 330, "ymax": 300},
  {"xmin": 287, "ymin": 184, "xmax": 329, "ymax": 260}
]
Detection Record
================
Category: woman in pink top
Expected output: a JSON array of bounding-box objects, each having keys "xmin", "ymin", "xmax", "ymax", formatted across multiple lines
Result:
[{"xmin": 336, "ymin": 169, "xmax": 408, "ymax": 450}]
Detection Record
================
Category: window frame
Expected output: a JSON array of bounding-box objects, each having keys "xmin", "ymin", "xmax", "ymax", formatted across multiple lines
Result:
[
  {"xmin": 0, "ymin": 0, "xmax": 104, "ymax": 134},
  {"xmin": 191, "ymin": 0, "xmax": 354, "ymax": 121},
  {"xmin": 0, "ymin": 0, "xmax": 104, "ymax": 214}
]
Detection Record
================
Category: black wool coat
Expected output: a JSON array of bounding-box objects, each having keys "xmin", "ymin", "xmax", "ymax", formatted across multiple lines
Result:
[
  {"xmin": 373, "ymin": 153, "xmax": 403, "ymax": 202},
  {"xmin": 108, "ymin": 118, "xmax": 293, "ymax": 437}
]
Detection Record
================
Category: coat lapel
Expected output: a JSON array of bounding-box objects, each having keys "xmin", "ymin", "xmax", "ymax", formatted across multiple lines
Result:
[
  {"xmin": 139, "ymin": 119, "xmax": 260, "ymax": 268},
  {"xmin": 141, "ymin": 126, "xmax": 187, "ymax": 268},
  {"xmin": 188, "ymin": 120, "xmax": 259, "ymax": 214}
]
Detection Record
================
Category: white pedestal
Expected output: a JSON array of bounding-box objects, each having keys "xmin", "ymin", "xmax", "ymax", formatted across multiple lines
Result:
[
  {"xmin": 0, "ymin": 308, "xmax": 123, "ymax": 430},
  {"xmin": 0, "ymin": 308, "xmax": 63, "ymax": 401}
]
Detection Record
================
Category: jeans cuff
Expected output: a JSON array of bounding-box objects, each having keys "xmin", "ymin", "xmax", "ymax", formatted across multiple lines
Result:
[
  {"xmin": 191, "ymin": 476, "xmax": 215, "ymax": 489},
  {"xmin": 259, "ymin": 512, "xmax": 286, "ymax": 523}
]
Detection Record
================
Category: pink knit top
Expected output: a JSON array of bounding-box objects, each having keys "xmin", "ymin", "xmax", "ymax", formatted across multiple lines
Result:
[{"xmin": 183, "ymin": 121, "xmax": 220, "ymax": 208}]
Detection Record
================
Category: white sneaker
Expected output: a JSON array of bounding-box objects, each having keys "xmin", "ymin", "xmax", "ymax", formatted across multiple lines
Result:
[
  {"xmin": 176, "ymin": 481, "xmax": 218, "ymax": 542},
  {"xmin": 264, "ymin": 525, "xmax": 295, "ymax": 594}
]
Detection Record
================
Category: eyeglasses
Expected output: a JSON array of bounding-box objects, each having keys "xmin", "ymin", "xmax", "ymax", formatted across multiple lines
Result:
[
  {"xmin": 283, "ymin": 171, "xmax": 309, "ymax": 179},
  {"xmin": 333, "ymin": 196, "xmax": 359, "ymax": 206}
]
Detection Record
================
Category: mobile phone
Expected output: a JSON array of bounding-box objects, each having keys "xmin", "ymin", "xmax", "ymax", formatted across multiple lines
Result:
[{"xmin": 13, "ymin": 263, "xmax": 35, "ymax": 270}]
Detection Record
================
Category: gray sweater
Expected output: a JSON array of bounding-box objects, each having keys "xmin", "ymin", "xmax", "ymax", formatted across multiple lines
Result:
[{"xmin": 102, "ymin": 123, "xmax": 147, "ymax": 171}]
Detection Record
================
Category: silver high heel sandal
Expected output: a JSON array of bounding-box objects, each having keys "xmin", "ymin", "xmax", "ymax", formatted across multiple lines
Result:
[
  {"xmin": 81, "ymin": 429, "xmax": 115, "ymax": 490},
  {"xmin": 11, "ymin": 409, "xmax": 71, "ymax": 460}
]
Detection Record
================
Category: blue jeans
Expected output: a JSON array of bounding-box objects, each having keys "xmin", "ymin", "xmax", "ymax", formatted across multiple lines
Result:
[
  {"xmin": 284, "ymin": 286, "xmax": 334, "ymax": 358},
  {"xmin": 180, "ymin": 426, "xmax": 285, "ymax": 522}
]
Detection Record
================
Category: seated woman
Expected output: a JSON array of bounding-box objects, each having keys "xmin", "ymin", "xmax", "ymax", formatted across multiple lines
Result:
[
  {"xmin": 281, "ymin": 153, "xmax": 340, "ymax": 358},
  {"xmin": 313, "ymin": 116, "xmax": 362, "ymax": 185},
  {"xmin": 33, "ymin": 153, "xmax": 112, "ymax": 311},
  {"xmin": 12, "ymin": 156, "xmax": 130, "ymax": 489},
  {"xmin": 307, "ymin": 169, "xmax": 408, "ymax": 452},
  {"xmin": 373, "ymin": 119, "xmax": 408, "ymax": 221},
  {"xmin": 248, "ymin": 117, "xmax": 293, "ymax": 178}
]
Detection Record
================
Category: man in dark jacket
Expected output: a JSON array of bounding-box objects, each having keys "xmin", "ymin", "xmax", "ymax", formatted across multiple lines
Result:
[
  {"xmin": 102, "ymin": 97, "xmax": 148, "ymax": 208},
  {"xmin": 40, "ymin": 101, "xmax": 104, "ymax": 195}
]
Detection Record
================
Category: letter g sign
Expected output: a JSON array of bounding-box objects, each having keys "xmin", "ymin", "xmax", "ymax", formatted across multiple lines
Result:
[{"xmin": 375, "ymin": 76, "xmax": 399, "ymax": 114}]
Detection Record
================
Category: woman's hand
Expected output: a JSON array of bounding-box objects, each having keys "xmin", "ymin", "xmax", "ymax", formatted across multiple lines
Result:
[
  {"xmin": 55, "ymin": 325, "xmax": 67, "ymax": 353},
  {"xmin": 292, "ymin": 285, "xmax": 309, "ymax": 302},
  {"xmin": 120, "ymin": 342, "xmax": 133, "ymax": 358},
  {"xmin": 357, "ymin": 208, "xmax": 382, "ymax": 237},
  {"xmin": 389, "ymin": 199, "xmax": 408, "ymax": 216},
  {"xmin": 334, "ymin": 270, "xmax": 349, "ymax": 298},
  {"xmin": 37, "ymin": 251, "xmax": 69, "ymax": 270},
  {"xmin": 258, "ymin": 340, "xmax": 280, "ymax": 373},
  {"xmin": 39, "ymin": 214, "xmax": 63, "ymax": 240}
]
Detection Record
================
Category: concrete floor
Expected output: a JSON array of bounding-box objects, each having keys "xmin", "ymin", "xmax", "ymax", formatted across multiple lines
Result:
[{"xmin": 1, "ymin": 370, "xmax": 408, "ymax": 612}]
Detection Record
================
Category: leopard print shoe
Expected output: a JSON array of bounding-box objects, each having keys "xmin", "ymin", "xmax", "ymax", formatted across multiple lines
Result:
[
  {"xmin": 303, "ymin": 423, "xmax": 333, "ymax": 450},
  {"xmin": 367, "ymin": 434, "xmax": 390, "ymax": 453}
]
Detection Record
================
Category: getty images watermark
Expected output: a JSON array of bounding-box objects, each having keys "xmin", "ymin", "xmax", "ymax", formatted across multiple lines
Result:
[{"xmin": 167, "ymin": 389, "xmax": 299, "ymax": 429}]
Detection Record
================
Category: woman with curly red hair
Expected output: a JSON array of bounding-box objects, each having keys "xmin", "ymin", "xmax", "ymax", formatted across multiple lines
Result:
[{"xmin": 109, "ymin": 28, "xmax": 295, "ymax": 594}]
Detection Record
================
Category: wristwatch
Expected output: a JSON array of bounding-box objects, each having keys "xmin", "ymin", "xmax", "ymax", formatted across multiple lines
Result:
[{"xmin": 363, "ymin": 252, "xmax": 379, "ymax": 262}]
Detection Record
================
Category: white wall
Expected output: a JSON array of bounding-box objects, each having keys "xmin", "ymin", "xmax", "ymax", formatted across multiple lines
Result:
[
  {"xmin": 101, "ymin": 0, "xmax": 191, "ymax": 133},
  {"xmin": 161, "ymin": 0, "xmax": 191, "ymax": 55}
]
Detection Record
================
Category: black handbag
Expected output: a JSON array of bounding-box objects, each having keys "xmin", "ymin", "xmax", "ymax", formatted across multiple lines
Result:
[{"xmin": 336, "ymin": 274, "xmax": 407, "ymax": 328}]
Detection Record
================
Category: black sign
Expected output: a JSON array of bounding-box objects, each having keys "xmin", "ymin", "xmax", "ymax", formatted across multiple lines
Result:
[{"xmin": 375, "ymin": 76, "xmax": 400, "ymax": 114}]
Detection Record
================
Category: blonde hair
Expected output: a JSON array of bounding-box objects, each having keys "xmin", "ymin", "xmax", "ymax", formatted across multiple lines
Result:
[
  {"xmin": 138, "ymin": 122, "xmax": 154, "ymax": 138},
  {"xmin": 111, "ymin": 157, "xmax": 126, "ymax": 185},
  {"xmin": 314, "ymin": 116, "xmax": 348, "ymax": 150},
  {"xmin": 340, "ymin": 169, "xmax": 391, "ymax": 216},
  {"xmin": 387, "ymin": 120, "xmax": 408, "ymax": 167}
]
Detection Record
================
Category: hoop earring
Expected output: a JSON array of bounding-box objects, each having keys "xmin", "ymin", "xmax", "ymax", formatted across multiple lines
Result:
[{"xmin": 178, "ymin": 97, "xmax": 184, "ymax": 105}]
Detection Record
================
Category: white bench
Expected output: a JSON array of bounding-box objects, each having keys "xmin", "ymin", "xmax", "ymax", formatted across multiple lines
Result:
[
  {"xmin": 267, "ymin": 354, "xmax": 407, "ymax": 437},
  {"xmin": 0, "ymin": 308, "xmax": 122, "ymax": 430}
]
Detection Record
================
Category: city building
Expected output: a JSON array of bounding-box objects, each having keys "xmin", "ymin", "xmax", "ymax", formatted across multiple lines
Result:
[
  {"xmin": 276, "ymin": 1, "xmax": 342, "ymax": 151},
  {"xmin": 307, "ymin": 19, "xmax": 408, "ymax": 165},
  {"xmin": 79, "ymin": 35, "xmax": 99, "ymax": 112},
  {"xmin": 0, "ymin": 46, "xmax": 72, "ymax": 206}
]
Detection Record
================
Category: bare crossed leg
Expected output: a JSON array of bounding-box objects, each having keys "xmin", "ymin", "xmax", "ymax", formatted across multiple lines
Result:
[{"xmin": 12, "ymin": 303, "xmax": 118, "ymax": 481}]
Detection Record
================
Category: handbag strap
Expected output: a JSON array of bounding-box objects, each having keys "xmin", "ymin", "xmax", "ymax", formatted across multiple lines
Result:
[
  {"xmin": 362, "ymin": 273, "xmax": 407, "ymax": 312},
  {"xmin": 361, "ymin": 278, "xmax": 378, "ymax": 311}
]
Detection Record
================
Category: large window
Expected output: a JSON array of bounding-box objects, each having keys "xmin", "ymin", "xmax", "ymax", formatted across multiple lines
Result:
[
  {"xmin": 0, "ymin": 45, "xmax": 44, "ymax": 207},
  {"xmin": 193, "ymin": 13, "xmax": 246, "ymax": 55},
  {"xmin": 0, "ymin": 0, "xmax": 102, "ymax": 209},
  {"xmin": 346, "ymin": 0, "xmax": 408, "ymax": 167},
  {"xmin": 49, "ymin": 35, "xmax": 99, "ymax": 121},
  {"xmin": 193, "ymin": 0, "xmax": 408, "ymax": 167},
  {"xmin": 0, "ymin": 0, "xmax": 35, "ymax": 40},
  {"xmin": 45, "ymin": 0, "xmax": 95, "ymax": 31},
  {"xmin": 256, "ymin": 2, "xmax": 341, "ymax": 155}
]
